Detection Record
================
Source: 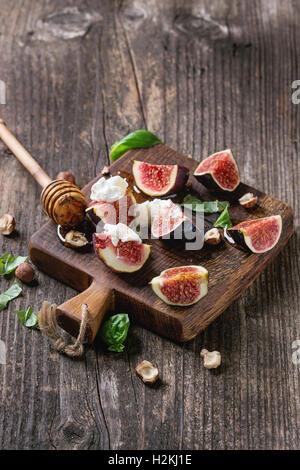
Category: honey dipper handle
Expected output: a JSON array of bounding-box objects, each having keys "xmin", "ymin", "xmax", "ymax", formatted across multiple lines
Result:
[
  {"xmin": 0, "ymin": 119, "xmax": 52, "ymax": 188},
  {"xmin": 56, "ymin": 281, "xmax": 114, "ymax": 344}
]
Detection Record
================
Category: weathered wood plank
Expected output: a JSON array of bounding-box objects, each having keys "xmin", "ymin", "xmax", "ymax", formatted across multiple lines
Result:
[{"xmin": 0, "ymin": 0, "xmax": 299, "ymax": 450}]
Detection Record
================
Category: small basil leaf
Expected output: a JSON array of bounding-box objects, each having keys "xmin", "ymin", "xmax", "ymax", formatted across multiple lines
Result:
[
  {"xmin": 0, "ymin": 280, "xmax": 22, "ymax": 312},
  {"xmin": 182, "ymin": 195, "xmax": 229, "ymax": 214},
  {"xmin": 110, "ymin": 130, "xmax": 162, "ymax": 161},
  {"xmin": 0, "ymin": 253, "xmax": 27, "ymax": 276},
  {"xmin": 213, "ymin": 204, "xmax": 233, "ymax": 229},
  {"xmin": 100, "ymin": 313, "xmax": 130, "ymax": 352},
  {"xmin": 16, "ymin": 306, "xmax": 38, "ymax": 328}
]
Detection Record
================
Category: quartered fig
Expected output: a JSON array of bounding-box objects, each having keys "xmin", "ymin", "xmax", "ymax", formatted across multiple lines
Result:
[
  {"xmin": 228, "ymin": 215, "xmax": 282, "ymax": 253},
  {"xmin": 150, "ymin": 201, "xmax": 200, "ymax": 244},
  {"xmin": 151, "ymin": 265, "xmax": 208, "ymax": 306},
  {"xmin": 132, "ymin": 161, "xmax": 189, "ymax": 197},
  {"xmin": 93, "ymin": 223, "xmax": 151, "ymax": 273},
  {"xmin": 194, "ymin": 149, "xmax": 240, "ymax": 192},
  {"xmin": 86, "ymin": 191, "xmax": 137, "ymax": 227}
]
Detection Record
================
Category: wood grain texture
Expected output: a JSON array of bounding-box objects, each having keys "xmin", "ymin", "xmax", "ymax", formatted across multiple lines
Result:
[
  {"xmin": 29, "ymin": 145, "xmax": 293, "ymax": 343},
  {"xmin": 0, "ymin": 0, "xmax": 299, "ymax": 450}
]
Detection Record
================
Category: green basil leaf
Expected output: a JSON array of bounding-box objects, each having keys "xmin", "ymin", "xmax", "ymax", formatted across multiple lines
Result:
[
  {"xmin": 110, "ymin": 130, "xmax": 162, "ymax": 161},
  {"xmin": 182, "ymin": 195, "xmax": 229, "ymax": 214},
  {"xmin": 0, "ymin": 280, "xmax": 22, "ymax": 312},
  {"xmin": 16, "ymin": 306, "xmax": 38, "ymax": 328},
  {"xmin": 0, "ymin": 253, "xmax": 27, "ymax": 276},
  {"xmin": 213, "ymin": 204, "xmax": 233, "ymax": 229},
  {"xmin": 100, "ymin": 313, "xmax": 130, "ymax": 352}
]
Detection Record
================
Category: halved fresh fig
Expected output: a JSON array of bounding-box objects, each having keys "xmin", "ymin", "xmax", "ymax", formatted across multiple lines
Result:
[
  {"xmin": 151, "ymin": 201, "xmax": 199, "ymax": 243},
  {"xmin": 151, "ymin": 265, "xmax": 208, "ymax": 306},
  {"xmin": 93, "ymin": 224, "xmax": 151, "ymax": 273},
  {"xmin": 86, "ymin": 191, "xmax": 136, "ymax": 227},
  {"xmin": 228, "ymin": 215, "xmax": 282, "ymax": 253},
  {"xmin": 194, "ymin": 149, "xmax": 240, "ymax": 192},
  {"xmin": 132, "ymin": 161, "xmax": 189, "ymax": 197}
]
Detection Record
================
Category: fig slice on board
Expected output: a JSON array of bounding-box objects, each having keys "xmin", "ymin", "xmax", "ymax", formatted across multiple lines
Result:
[
  {"xmin": 150, "ymin": 201, "xmax": 200, "ymax": 243},
  {"xmin": 228, "ymin": 215, "xmax": 282, "ymax": 253},
  {"xmin": 194, "ymin": 149, "xmax": 240, "ymax": 192},
  {"xmin": 93, "ymin": 224, "xmax": 151, "ymax": 273},
  {"xmin": 132, "ymin": 161, "xmax": 189, "ymax": 197},
  {"xmin": 151, "ymin": 265, "xmax": 208, "ymax": 306},
  {"xmin": 86, "ymin": 191, "xmax": 136, "ymax": 227}
]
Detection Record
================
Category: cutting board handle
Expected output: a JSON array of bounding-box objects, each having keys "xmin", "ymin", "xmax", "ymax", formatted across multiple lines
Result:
[{"xmin": 56, "ymin": 281, "xmax": 114, "ymax": 344}]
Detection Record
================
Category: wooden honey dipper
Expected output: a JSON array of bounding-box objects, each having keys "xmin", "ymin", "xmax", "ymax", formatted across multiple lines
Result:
[{"xmin": 0, "ymin": 119, "xmax": 87, "ymax": 228}]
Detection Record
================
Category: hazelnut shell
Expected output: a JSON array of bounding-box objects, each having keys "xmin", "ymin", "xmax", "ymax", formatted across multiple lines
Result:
[{"xmin": 135, "ymin": 360, "xmax": 159, "ymax": 384}]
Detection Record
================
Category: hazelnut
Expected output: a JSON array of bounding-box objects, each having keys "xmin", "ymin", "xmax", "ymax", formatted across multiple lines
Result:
[
  {"xmin": 56, "ymin": 171, "xmax": 76, "ymax": 185},
  {"xmin": 0, "ymin": 214, "xmax": 15, "ymax": 235},
  {"xmin": 101, "ymin": 166, "xmax": 110, "ymax": 176},
  {"xmin": 200, "ymin": 349, "xmax": 221, "ymax": 369},
  {"xmin": 238, "ymin": 192, "xmax": 258, "ymax": 209},
  {"xmin": 65, "ymin": 230, "xmax": 89, "ymax": 249},
  {"xmin": 204, "ymin": 228, "xmax": 222, "ymax": 245},
  {"xmin": 135, "ymin": 360, "xmax": 159, "ymax": 384},
  {"xmin": 15, "ymin": 262, "xmax": 35, "ymax": 283}
]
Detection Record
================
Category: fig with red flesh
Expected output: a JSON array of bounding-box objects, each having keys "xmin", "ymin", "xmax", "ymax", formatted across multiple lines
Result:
[
  {"xmin": 86, "ymin": 191, "xmax": 136, "ymax": 227},
  {"xmin": 132, "ymin": 161, "xmax": 189, "ymax": 197},
  {"xmin": 151, "ymin": 265, "xmax": 208, "ymax": 306},
  {"xmin": 93, "ymin": 227, "xmax": 151, "ymax": 273},
  {"xmin": 151, "ymin": 201, "xmax": 199, "ymax": 242},
  {"xmin": 228, "ymin": 215, "xmax": 282, "ymax": 253},
  {"xmin": 194, "ymin": 149, "xmax": 240, "ymax": 192}
]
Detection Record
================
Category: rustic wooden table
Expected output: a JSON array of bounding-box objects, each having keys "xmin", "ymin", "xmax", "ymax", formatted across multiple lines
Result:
[{"xmin": 0, "ymin": 0, "xmax": 299, "ymax": 450}]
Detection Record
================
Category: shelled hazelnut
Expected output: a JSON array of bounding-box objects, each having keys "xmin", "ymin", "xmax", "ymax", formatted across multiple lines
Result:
[
  {"xmin": 238, "ymin": 192, "xmax": 258, "ymax": 209},
  {"xmin": 0, "ymin": 214, "xmax": 16, "ymax": 235},
  {"xmin": 204, "ymin": 228, "xmax": 222, "ymax": 245},
  {"xmin": 135, "ymin": 360, "xmax": 159, "ymax": 384},
  {"xmin": 200, "ymin": 349, "xmax": 221, "ymax": 369},
  {"xmin": 56, "ymin": 171, "xmax": 76, "ymax": 185},
  {"xmin": 15, "ymin": 262, "xmax": 35, "ymax": 283}
]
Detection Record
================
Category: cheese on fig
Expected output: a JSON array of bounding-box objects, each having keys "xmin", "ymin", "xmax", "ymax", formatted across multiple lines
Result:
[
  {"xmin": 103, "ymin": 223, "xmax": 142, "ymax": 246},
  {"xmin": 90, "ymin": 175, "xmax": 128, "ymax": 203}
]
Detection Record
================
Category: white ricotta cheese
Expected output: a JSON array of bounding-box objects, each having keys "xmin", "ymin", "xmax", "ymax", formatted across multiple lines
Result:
[
  {"xmin": 103, "ymin": 223, "xmax": 142, "ymax": 247},
  {"xmin": 90, "ymin": 175, "xmax": 128, "ymax": 203}
]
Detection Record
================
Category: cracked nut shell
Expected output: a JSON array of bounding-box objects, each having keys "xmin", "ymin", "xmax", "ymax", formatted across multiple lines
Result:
[
  {"xmin": 200, "ymin": 349, "xmax": 221, "ymax": 369},
  {"xmin": 15, "ymin": 262, "xmax": 35, "ymax": 283},
  {"xmin": 0, "ymin": 214, "xmax": 16, "ymax": 235},
  {"xmin": 238, "ymin": 192, "xmax": 258, "ymax": 209},
  {"xmin": 204, "ymin": 228, "xmax": 222, "ymax": 245},
  {"xmin": 135, "ymin": 360, "xmax": 159, "ymax": 384}
]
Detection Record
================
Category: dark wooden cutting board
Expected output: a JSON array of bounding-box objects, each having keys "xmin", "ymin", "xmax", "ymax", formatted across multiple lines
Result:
[{"xmin": 28, "ymin": 145, "xmax": 293, "ymax": 343}]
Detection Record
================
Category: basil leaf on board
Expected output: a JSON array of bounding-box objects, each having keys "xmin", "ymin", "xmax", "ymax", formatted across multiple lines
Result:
[
  {"xmin": 182, "ymin": 195, "xmax": 229, "ymax": 214},
  {"xmin": 110, "ymin": 130, "xmax": 162, "ymax": 162},
  {"xmin": 16, "ymin": 306, "xmax": 38, "ymax": 328},
  {"xmin": 0, "ymin": 253, "xmax": 27, "ymax": 276},
  {"xmin": 213, "ymin": 204, "xmax": 233, "ymax": 229},
  {"xmin": 0, "ymin": 280, "xmax": 22, "ymax": 312},
  {"xmin": 99, "ymin": 313, "xmax": 130, "ymax": 352}
]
